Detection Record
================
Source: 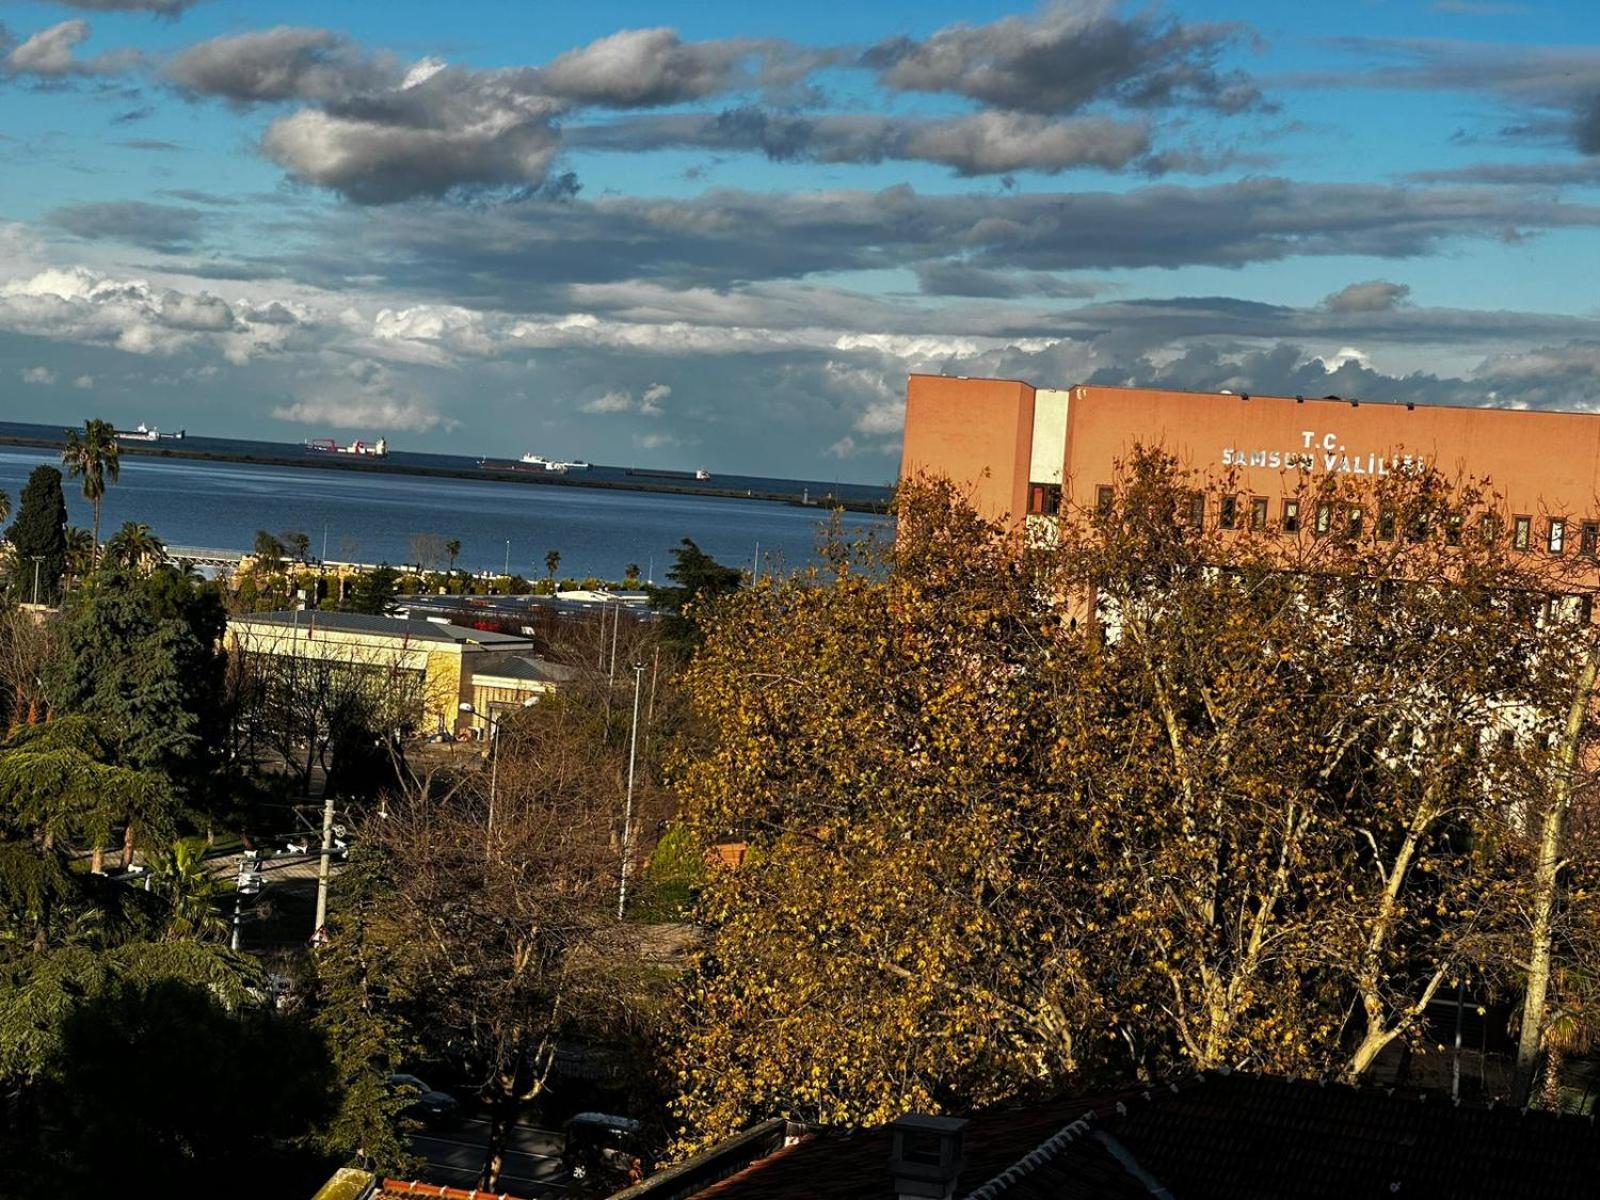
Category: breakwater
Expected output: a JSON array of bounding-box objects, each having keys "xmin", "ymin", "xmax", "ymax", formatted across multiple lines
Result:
[{"xmin": 0, "ymin": 434, "xmax": 887, "ymax": 514}]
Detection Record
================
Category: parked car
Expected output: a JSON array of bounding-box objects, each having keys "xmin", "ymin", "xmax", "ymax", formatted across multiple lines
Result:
[
  {"xmin": 387, "ymin": 1073, "xmax": 461, "ymax": 1130},
  {"xmin": 562, "ymin": 1112, "xmax": 648, "ymax": 1185}
]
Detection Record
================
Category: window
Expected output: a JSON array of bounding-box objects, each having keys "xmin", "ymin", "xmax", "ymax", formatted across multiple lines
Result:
[
  {"xmin": 1220, "ymin": 495, "xmax": 1238, "ymax": 530},
  {"xmin": 1446, "ymin": 514, "xmax": 1462, "ymax": 547},
  {"xmin": 1377, "ymin": 508, "xmax": 1396, "ymax": 541},
  {"xmin": 1409, "ymin": 512, "xmax": 1428, "ymax": 543},
  {"xmin": 1513, "ymin": 516, "xmax": 1531, "ymax": 551},
  {"xmin": 1481, "ymin": 514, "xmax": 1501, "ymax": 544},
  {"xmin": 1347, "ymin": 506, "xmax": 1364, "ymax": 539},
  {"xmin": 1281, "ymin": 499, "xmax": 1300, "ymax": 534},
  {"xmin": 1249, "ymin": 497, "xmax": 1269, "ymax": 531},
  {"xmin": 1187, "ymin": 492, "xmax": 1206, "ymax": 530},
  {"xmin": 1095, "ymin": 485, "xmax": 1115, "ymax": 516},
  {"xmin": 1549, "ymin": 518, "xmax": 1566, "ymax": 555},
  {"xmin": 1027, "ymin": 483, "xmax": 1061, "ymax": 516},
  {"xmin": 1583, "ymin": 521, "xmax": 1599, "ymax": 559},
  {"xmin": 1583, "ymin": 593, "xmax": 1596, "ymax": 625},
  {"xmin": 1314, "ymin": 502, "xmax": 1333, "ymax": 536}
]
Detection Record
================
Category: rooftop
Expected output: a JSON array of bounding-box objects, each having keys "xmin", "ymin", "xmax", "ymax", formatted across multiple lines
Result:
[
  {"xmin": 471, "ymin": 651, "xmax": 582, "ymax": 684},
  {"xmin": 231, "ymin": 610, "xmax": 534, "ymax": 647},
  {"xmin": 623, "ymin": 1071, "xmax": 1600, "ymax": 1200}
]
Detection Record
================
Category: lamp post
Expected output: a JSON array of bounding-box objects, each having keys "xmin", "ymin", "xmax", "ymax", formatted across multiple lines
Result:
[
  {"xmin": 28, "ymin": 555, "xmax": 43, "ymax": 606},
  {"xmin": 617, "ymin": 662, "xmax": 644, "ymax": 920},
  {"xmin": 459, "ymin": 702, "xmax": 500, "ymax": 855}
]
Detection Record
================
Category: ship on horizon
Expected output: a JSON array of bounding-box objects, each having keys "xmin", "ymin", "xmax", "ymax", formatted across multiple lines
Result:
[
  {"xmin": 519, "ymin": 452, "xmax": 590, "ymax": 473},
  {"xmin": 306, "ymin": 436, "xmax": 388, "ymax": 458},
  {"xmin": 115, "ymin": 423, "xmax": 185, "ymax": 442}
]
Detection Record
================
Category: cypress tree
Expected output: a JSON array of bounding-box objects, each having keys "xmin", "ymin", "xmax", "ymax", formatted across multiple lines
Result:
[{"xmin": 6, "ymin": 465, "xmax": 69, "ymax": 605}]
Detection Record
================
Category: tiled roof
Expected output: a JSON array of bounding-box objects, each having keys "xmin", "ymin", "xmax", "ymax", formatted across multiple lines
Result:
[
  {"xmin": 231, "ymin": 610, "xmax": 533, "ymax": 646},
  {"xmin": 377, "ymin": 1180, "xmax": 529, "ymax": 1199},
  {"xmin": 637, "ymin": 1072, "xmax": 1600, "ymax": 1200}
]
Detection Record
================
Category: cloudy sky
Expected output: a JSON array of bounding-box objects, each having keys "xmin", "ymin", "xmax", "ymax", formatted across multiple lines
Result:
[{"xmin": 2, "ymin": 0, "xmax": 1599, "ymax": 482}]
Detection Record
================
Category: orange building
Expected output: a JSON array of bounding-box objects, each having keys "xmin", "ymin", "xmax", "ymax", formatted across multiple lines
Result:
[{"xmin": 901, "ymin": 375, "xmax": 1600, "ymax": 554}]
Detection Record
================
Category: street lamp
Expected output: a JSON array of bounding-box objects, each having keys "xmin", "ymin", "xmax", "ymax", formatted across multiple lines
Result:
[
  {"xmin": 617, "ymin": 662, "xmax": 645, "ymax": 920},
  {"xmin": 459, "ymin": 701, "xmax": 500, "ymax": 854},
  {"xmin": 28, "ymin": 555, "xmax": 43, "ymax": 606}
]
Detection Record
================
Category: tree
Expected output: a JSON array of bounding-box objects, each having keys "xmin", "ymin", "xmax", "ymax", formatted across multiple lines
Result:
[
  {"xmin": 48, "ymin": 566, "xmax": 229, "ymax": 867},
  {"xmin": 670, "ymin": 461, "xmax": 1575, "ymax": 1146},
  {"xmin": 60, "ymin": 418, "xmax": 120, "ymax": 562},
  {"xmin": 6, "ymin": 466, "xmax": 68, "ymax": 605},
  {"xmin": 623, "ymin": 562, "xmax": 642, "ymax": 588},
  {"xmin": 445, "ymin": 538, "xmax": 461, "ymax": 574},
  {"xmin": 0, "ymin": 607, "xmax": 58, "ymax": 732},
  {"xmin": 645, "ymin": 538, "xmax": 742, "ymax": 652},
  {"xmin": 252, "ymin": 529, "xmax": 286, "ymax": 573},
  {"xmin": 5, "ymin": 976, "xmax": 339, "ymax": 1198},
  {"xmin": 338, "ymin": 698, "xmax": 666, "ymax": 1189},
  {"xmin": 0, "ymin": 488, "xmax": 9, "ymax": 527},
  {"xmin": 104, "ymin": 521, "xmax": 167, "ymax": 574},
  {"xmin": 281, "ymin": 529, "xmax": 311, "ymax": 564},
  {"xmin": 63, "ymin": 527, "xmax": 93, "ymax": 593},
  {"xmin": 545, "ymin": 549, "xmax": 561, "ymax": 587},
  {"xmin": 342, "ymin": 565, "xmax": 400, "ymax": 616},
  {"xmin": 408, "ymin": 533, "xmax": 447, "ymax": 572}
]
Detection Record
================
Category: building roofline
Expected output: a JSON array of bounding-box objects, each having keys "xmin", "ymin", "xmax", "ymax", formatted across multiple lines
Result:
[
  {"xmin": 606, "ymin": 1118, "xmax": 802, "ymax": 1200},
  {"xmin": 915, "ymin": 375, "xmax": 1600, "ymax": 422}
]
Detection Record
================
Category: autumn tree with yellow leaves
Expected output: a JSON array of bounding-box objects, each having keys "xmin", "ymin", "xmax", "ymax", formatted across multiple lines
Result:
[{"xmin": 672, "ymin": 451, "xmax": 1600, "ymax": 1145}]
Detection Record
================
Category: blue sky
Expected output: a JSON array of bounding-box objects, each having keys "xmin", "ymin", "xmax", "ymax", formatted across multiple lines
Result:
[{"xmin": 2, "ymin": 0, "xmax": 1600, "ymax": 481}]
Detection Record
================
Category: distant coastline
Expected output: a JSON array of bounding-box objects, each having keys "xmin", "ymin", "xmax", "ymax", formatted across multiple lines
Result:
[{"xmin": 0, "ymin": 433, "xmax": 888, "ymax": 514}]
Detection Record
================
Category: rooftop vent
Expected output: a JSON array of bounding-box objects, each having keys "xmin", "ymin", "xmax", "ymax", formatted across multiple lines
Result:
[{"xmin": 890, "ymin": 1114, "xmax": 967, "ymax": 1200}]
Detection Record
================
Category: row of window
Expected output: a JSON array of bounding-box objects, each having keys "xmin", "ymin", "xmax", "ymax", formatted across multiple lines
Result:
[{"xmin": 1028, "ymin": 482, "xmax": 1598, "ymax": 556}]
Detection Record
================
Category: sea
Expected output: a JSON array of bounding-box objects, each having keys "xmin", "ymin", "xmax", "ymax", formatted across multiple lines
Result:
[{"xmin": 0, "ymin": 422, "xmax": 891, "ymax": 582}]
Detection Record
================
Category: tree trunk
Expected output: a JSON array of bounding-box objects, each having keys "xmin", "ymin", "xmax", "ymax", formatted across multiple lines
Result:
[
  {"xmin": 478, "ymin": 1091, "xmax": 513, "ymax": 1191},
  {"xmin": 91, "ymin": 497, "xmax": 101, "ymax": 567},
  {"xmin": 90, "ymin": 844, "xmax": 104, "ymax": 874},
  {"xmin": 1512, "ymin": 638, "xmax": 1599, "ymax": 1105},
  {"xmin": 120, "ymin": 821, "xmax": 136, "ymax": 871}
]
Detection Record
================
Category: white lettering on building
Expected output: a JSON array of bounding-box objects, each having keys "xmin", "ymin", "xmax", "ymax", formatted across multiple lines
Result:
[{"xmin": 1219, "ymin": 431, "xmax": 1428, "ymax": 476}]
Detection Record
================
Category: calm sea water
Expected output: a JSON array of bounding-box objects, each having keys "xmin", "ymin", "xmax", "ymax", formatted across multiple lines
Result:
[{"xmin": 0, "ymin": 439, "xmax": 889, "ymax": 581}]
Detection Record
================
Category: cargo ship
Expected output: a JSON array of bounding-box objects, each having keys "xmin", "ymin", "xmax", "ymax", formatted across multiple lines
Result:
[
  {"xmin": 519, "ymin": 453, "xmax": 590, "ymax": 473},
  {"xmin": 626, "ymin": 466, "xmax": 710, "ymax": 481},
  {"xmin": 115, "ymin": 423, "xmax": 185, "ymax": 442},
  {"xmin": 306, "ymin": 437, "xmax": 387, "ymax": 457}
]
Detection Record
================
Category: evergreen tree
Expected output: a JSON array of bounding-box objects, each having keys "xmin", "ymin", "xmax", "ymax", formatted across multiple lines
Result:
[
  {"xmin": 48, "ymin": 566, "xmax": 229, "ymax": 835},
  {"xmin": 5, "ymin": 466, "xmax": 68, "ymax": 605},
  {"xmin": 645, "ymin": 538, "xmax": 742, "ymax": 652},
  {"xmin": 342, "ymin": 565, "xmax": 400, "ymax": 615}
]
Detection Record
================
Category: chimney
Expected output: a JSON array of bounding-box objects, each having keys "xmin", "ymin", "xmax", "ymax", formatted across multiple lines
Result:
[{"xmin": 889, "ymin": 1113, "xmax": 967, "ymax": 1200}]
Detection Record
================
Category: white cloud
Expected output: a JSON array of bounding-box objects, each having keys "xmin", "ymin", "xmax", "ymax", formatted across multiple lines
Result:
[
  {"xmin": 20, "ymin": 366, "xmax": 57, "ymax": 385},
  {"xmin": 271, "ymin": 395, "xmax": 458, "ymax": 433},
  {"xmin": 72, "ymin": 374, "xmax": 95, "ymax": 389}
]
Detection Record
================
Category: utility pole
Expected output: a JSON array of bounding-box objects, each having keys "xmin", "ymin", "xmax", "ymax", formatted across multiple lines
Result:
[
  {"xmin": 29, "ymin": 556, "xmax": 43, "ymax": 606},
  {"xmin": 608, "ymin": 599, "xmax": 620, "ymax": 685},
  {"xmin": 321, "ymin": 523, "xmax": 329, "ymax": 563},
  {"xmin": 312, "ymin": 788, "xmax": 337, "ymax": 941},
  {"xmin": 503, "ymin": 539, "xmax": 510, "ymax": 581},
  {"xmin": 753, "ymin": 541, "xmax": 760, "ymax": 586},
  {"xmin": 617, "ymin": 663, "xmax": 644, "ymax": 920}
]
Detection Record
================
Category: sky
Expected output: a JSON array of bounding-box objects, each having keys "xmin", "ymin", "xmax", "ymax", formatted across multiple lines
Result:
[{"xmin": 2, "ymin": 1, "xmax": 1600, "ymax": 482}]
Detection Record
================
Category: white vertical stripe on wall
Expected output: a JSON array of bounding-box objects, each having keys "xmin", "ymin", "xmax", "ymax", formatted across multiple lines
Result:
[{"xmin": 1030, "ymin": 388, "xmax": 1071, "ymax": 483}]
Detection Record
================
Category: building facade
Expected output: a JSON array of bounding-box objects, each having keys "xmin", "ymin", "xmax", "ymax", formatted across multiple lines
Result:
[
  {"xmin": 226, "ymin": 611, "xmax": 567, "ymax": 734},
  {"xmin": 902, "ymin": 376, "xmax": 1600, "ymax": 553}
]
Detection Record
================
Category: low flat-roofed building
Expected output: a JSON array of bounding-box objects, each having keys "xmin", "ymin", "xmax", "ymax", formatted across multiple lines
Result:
[
  {"xmin": 226, "ymin": 610, "xmax": 571, "ymax": 734},
  {"xmin": 903, "ymin": 377, "xmax": 1600, "ymax": 558}
]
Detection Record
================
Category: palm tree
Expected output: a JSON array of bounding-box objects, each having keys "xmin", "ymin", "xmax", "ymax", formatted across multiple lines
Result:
[
  {"xmin": 63, "ymin": 527, "xmax": 95, "ymax": 592},
  {"xmin": 148, "ymin": 839, "xmax": 228, "ymax": 941},
  {"xmin": 105, "ymin": 521, "xmax": 166, "ymax": 574},
  {"xmin": 60, "ymin": 418, "xmax": 120, "ymax": 564},
  {"xmin": 445, "ymin": 538, "xmax": 461, "ymax": 574},
  {"xmin": 545, "ymin": 549, "xmax": 561, "ymax": 587}
]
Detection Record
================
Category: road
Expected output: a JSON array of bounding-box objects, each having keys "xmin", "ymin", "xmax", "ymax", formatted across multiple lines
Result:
[{"xmin": 409, "ymin": 1117, "xmax": 571, "ymax": 1196}]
